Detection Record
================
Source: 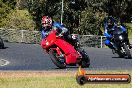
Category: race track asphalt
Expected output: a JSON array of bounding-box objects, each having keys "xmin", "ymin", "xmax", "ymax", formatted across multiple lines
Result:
[{"xmin": 0, "ymin": 43, "xmax": 132, "ymax": 71}]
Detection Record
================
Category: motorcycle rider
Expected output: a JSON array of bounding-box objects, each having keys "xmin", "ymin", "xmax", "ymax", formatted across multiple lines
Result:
[
  {"xmin": 104, "ymin": 16, "xmax": 131, "ymax": 50},
  {"xmin": 40, "ymin": 15, "xmax": 77, "ymax": 48}
]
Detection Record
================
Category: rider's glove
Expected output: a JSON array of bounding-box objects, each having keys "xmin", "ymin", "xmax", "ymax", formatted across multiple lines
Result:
[
  {"xmin": 108, "ymin": 34, "xmax": 112, "ymax": 38},
  {"xmin": 58, "ymin": 33, "xmax": 63, "ymax": 37}
]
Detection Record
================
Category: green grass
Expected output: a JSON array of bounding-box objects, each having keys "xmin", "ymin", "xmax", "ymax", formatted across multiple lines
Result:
[
  {"xmin": 1, "ymin": 76, "xmax": 132, "ymax": 88},
  {"xmin": 0, "ymin": 71, "xmax": 132, "ymax": 88},
  {"xmin": 125, "ymin": 23, "xmax": 132, "ymax": 37},
  {"xmin": 124, "ymin": 23, "xmax": 132, "ymax": 44}
]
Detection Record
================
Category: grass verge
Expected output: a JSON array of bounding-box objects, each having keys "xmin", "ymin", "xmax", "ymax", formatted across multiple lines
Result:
[
  {"xmin": 0, "ymin": 70, "xmax": 132, "ymax": 88},
  {"xmin": 125, "ymin": 23, "xmax": 132, "ymax": 37}
]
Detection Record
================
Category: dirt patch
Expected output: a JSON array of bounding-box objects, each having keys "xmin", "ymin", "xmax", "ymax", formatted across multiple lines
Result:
[
  {"xmin": 0, "ymin": 71, "xmax": 76, "ymax": 78},
  {"xmin": 0, "ymin": 70, "xmax": 132, "ymax": 78}
]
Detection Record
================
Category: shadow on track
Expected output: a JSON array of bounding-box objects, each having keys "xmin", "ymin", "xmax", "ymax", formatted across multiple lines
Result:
[
  {"xmin": 0, "ymin": 47, "xmax": 8, "ymax": 49},
  {"xmin": 112, "ymin": 56, "xmax": 124, "ymax": 58}
]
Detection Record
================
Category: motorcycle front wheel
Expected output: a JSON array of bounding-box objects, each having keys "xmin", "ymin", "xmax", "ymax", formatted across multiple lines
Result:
[{"xmin": 49, "ymin": 49, "xmax": 66, "ymax": 69}]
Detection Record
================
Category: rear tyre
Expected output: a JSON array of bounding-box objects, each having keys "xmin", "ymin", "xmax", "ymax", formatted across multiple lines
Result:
[
  {"xmin": 49, "ymin": 49, "xmax": 66, "ymax": 69},
  {"xmin": 79, "ymin": 49, "xmax": 90, "ymax": 68},
  {"xmin": 123, "ymin": 44, "xmax": 131, "ymax": 59},
  {"xmin": 117, "ymin": 50, "xmax": 124, "ymax": 58},
  {"xmin": 0, "ymin": 37, "xmax": 4, "ymax": 49}
]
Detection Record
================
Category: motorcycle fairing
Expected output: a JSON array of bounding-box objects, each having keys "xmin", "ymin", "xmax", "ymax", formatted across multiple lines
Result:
[
  {"xmin": 54, "ymin": 39, "xmax": 80, "ymax": 64},
  {"xmin": 41, "ymin": 31, "xmax": 57, "ymax": 49},
  {"xmin": 41, "ymin": 30, "xmax": 80, "ymax": 64}
]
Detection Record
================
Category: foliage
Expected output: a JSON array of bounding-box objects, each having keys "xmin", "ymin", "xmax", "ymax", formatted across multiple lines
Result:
[
  {"xmin": 1, "ymin": 10, "xmax": 35, "ymax": 30},
  {"xmin": 0, "ymin": 0, "xmax": 10, "ymax": 26},
  {"xmin": 15, "ymin": 0, "xmax": 28, "ymax": 9},
  {"xmin": 26, "ymin": 0, "xmax": 108, "ymax": 34},
  {"xmin": 26, "ymin": 0, "xmax": 61, "ymax": 29},
  {"xmin": 0, "ymin": 0, "xmax": 132, "ymax": 35},
  {"xmin": 124, "ymin": 23, "xmax": 132, "ymax": 37},
  {"xmin": 0, "ymin": 0, "xmax": 16, "ymax": 27},
  {"xmin": 102, "ymin": 0, "xmax": 132, "ymax": 23}
]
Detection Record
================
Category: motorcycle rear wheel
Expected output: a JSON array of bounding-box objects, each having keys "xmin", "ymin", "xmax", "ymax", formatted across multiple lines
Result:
[
  {"xmin": 78, "ymin": 49, "xmax": 90, "ymax": 68},
  {"xmin": 123, "ymin": 44, "xmax": 131, "ymax": 59},
  {"xmin": 49, "ymin": 49, "xmax": 66, "ymax": 69},
  {"xmin": 116, "ymin": 50, "xmax": 124, "ymax": 58}
]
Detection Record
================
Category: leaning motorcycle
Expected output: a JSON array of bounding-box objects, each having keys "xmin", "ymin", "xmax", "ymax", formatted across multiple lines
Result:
[
  {"xmin": 41, "ymin": 30, "xmax": 90, "ymax": 69},
  {"xmin": 111, "ymin": 27, "xmax": 131, "ymax": 59}
]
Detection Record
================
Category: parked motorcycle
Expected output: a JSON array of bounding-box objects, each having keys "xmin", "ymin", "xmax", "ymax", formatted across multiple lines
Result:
[
  {"xmin": 0, "ymin": 36, "xmax": 4, "ymax": 49},
  {"xmin": 41, "ymin": 30, "xmax": 90, "ymax": 69},
  {"xmin": 111, "ymin": 27, "xmax": 131, "ymax": 59}
]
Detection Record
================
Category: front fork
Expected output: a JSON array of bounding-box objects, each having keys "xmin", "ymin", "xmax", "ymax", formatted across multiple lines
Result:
[
  {"xmin": 55, "ymin": 47, "xmax": 64, "ymax": 57},
  {"xmin": 50, "ymin": 47, "xmax": 65, "ymax": 63},
  {"xmin": 55, "ymin": 47, "xmax": 62, "ymax": 55}
]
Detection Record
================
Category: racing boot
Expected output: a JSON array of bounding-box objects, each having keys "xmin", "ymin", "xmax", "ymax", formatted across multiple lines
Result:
[{"xmin": 108, "ymin": 43, "xmax": 115, "ymax": 49}]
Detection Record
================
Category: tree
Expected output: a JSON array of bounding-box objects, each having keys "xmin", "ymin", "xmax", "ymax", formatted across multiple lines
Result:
[
  {"xmin": 103, "ymin": 0, "xmax": 132, "ymax": 22},
  {"xmin": 0, "ymin": 0, "xmax": 16, "ymax": 27},
  {"xmin": 27, "ymin": 0, "xmax": 62, "ymax": 29},
  {"xmin": 1, "ymin": 10, "xmax": 35, "ymax": 30},
  {"xmin": 1, "ymin": 0, "xmax": 130, "ymax": 35},
  {"xmin": 16, "ymin": 0, "xmax": 28, "ymax": 9}
]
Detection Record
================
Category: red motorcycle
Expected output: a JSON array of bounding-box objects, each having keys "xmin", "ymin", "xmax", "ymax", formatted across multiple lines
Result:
[{"xmin": 41, "ymin": 30, "xmax": 90, "ymax": 69}]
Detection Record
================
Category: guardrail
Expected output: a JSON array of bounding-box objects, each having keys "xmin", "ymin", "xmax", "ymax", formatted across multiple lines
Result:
[
  {"xmin": 0, "ymin": 28, "xmax": 41, "ymax": 44},
  {"xmin": 0, "ymin": 28, "xmax": 132, "ymax": 48},
  {"xmin": 79, "ymin": 35, "xmax": 106, "ymax": 48}
]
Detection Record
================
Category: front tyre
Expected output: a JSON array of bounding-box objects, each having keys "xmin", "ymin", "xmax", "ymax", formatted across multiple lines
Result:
[{"xmin": 49, "ymin": 49, "xmax": 66, "ymax": 69}]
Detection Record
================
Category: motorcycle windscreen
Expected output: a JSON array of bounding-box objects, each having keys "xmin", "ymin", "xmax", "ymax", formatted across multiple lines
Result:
[
  {"xmin": 113, "ymin": 28, "xmax": 123, "ymax": 35},
  {"xmin": 55, "ymin": 39, "xmax": 80, "ymax": 64},
  {"xmin": 113, "ymin": 28, "xmax": 125, "ymax": 42}
]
